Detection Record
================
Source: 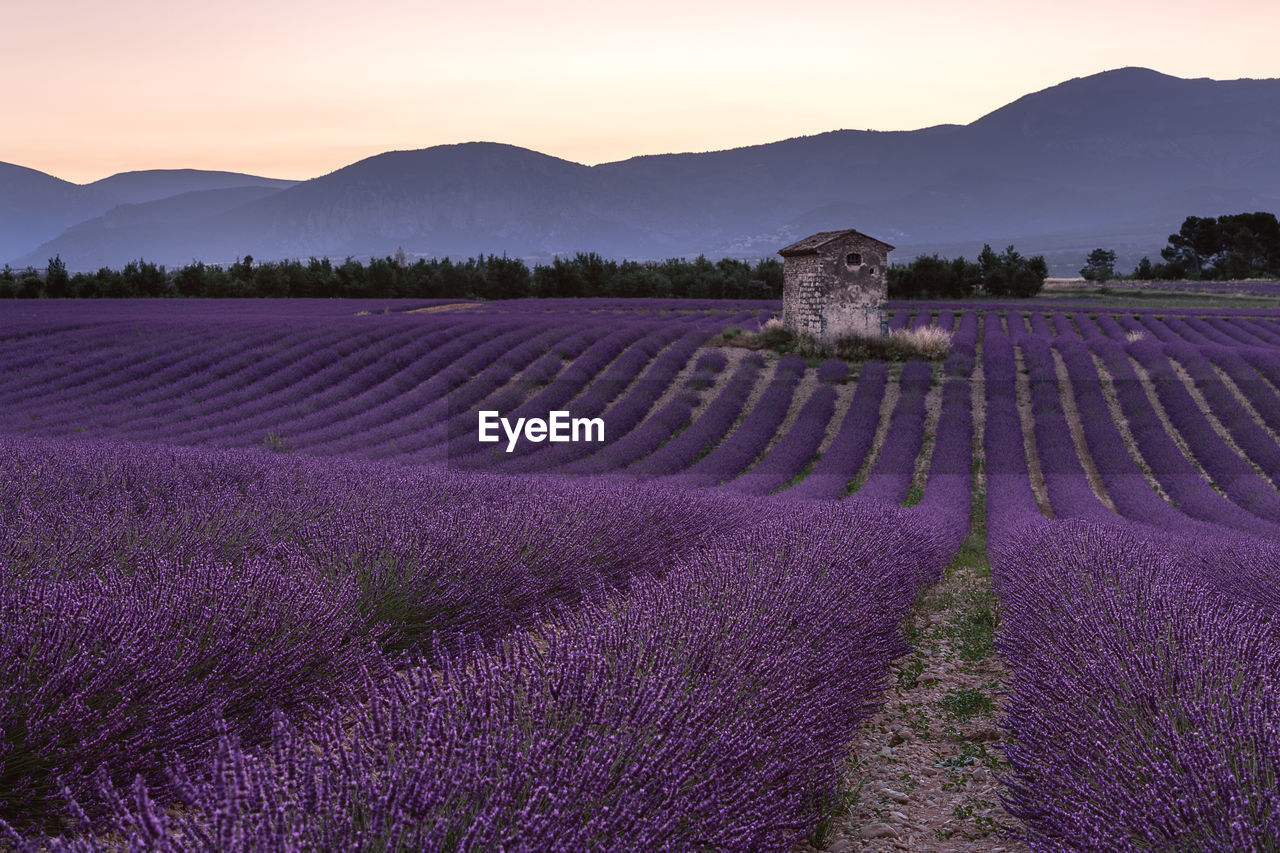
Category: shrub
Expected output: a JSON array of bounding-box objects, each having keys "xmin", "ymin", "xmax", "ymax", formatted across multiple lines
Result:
[
  {"xmin": 718, "ymin": 321, "xmax": 952, "ymax": 362},
  {"xmin": 818, "ymin": 326, "xmax": 952, "ymax": 362}
]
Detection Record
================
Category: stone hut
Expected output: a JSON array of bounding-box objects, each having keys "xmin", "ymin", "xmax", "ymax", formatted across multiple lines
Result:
[{"xmin": 779, "ymin": 229, "xmax": 894, "ymax": 342}]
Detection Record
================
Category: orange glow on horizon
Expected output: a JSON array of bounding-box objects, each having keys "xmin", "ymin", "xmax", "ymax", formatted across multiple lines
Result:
[{"xmin": 3, "ymin": 0, "xmax": 1277, "ymax": 184}]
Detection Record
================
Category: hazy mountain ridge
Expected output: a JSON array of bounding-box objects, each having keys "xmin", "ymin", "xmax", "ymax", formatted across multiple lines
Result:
[
  {"xmin": 8, "ymin": 67, "xmax": 1280, "ymax": 275},
  {"xmin": 1, "ymin": 166, "xmax": 298, "ymax": 266}
]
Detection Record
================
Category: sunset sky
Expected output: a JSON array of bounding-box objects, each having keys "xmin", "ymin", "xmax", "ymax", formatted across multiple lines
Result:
[{"xmin": 4, "ymin": 0, "xmax": 1277, "ymax": 184}]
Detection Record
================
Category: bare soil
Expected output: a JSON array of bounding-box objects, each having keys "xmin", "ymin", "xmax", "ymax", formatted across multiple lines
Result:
[
  {"xmin": 1010, "ymin": 347, "xmax": 1051, "ymax": 517},
  {"xmin": 1050, "ymin": 348, "xmax": 1116, "ymax": 513},
  {"xmin": 908, "ymin": 375, "xmax": 946, "ymax": 500},
  {"xmin": 628, "ymin": 346, "xmax": 748, "ymax": 438},
  {"xmin": 1126, "ymin": 353, "xmax": 1222, "ymax": 495},
  {"xmin": 405, "ymin": 303, "xmax": 479, "ymax": 313},
  {"xmin": 1206, "ymin": 359, "xmax": 1280, "ymax": 451},
  {"xmin": 849, "ymin": 373, "xmax": 901, "ymax": 492},
  {"xmin": 1089, "ymin": 351, "xmax": 1172, "ymax": 502},
  {"xmin": 1166, "ymin": 356, "xmax": 1279, "ymax": 492},
  {"xmin": 814, "ymin": 379, "xmax": 864, "ymax": 459},
  {"xmin": 796, "ymin": 544, "xmax": 1027, "ymax": 853},
  {"xmin": 757, "ymin": 368, "xmax": 824, "ymax": 459}
]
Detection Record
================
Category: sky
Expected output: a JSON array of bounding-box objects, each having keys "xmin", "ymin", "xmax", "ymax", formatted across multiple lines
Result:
[{"xmin": 4, "ymin": 0, "xmax": 1278, "ymax": 184}]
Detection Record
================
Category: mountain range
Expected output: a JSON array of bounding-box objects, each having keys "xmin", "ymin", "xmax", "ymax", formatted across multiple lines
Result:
[{"xmin": 5, "ymin": 67, "xmax": 1279, "ymax": 277}]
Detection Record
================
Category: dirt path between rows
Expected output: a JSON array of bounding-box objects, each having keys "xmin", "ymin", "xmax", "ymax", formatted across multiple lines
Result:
[
  {"xmin": 1051, "ymin": 348, "xmax": 1116, "ymax": 513},
  {"xmin": 406, "ymin": 302, "xmax": 479, "ymax": 313},
  {"xmin": 797, "ymin": 536, "xmax": 1028, "ymax": 852},
  {"xmin": 1011, "ymin": 346, "xmax": 1051, "ymax": 517}
]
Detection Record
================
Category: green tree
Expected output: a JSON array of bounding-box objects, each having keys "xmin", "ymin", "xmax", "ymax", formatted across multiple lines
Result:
[
  {"xmin": 1080, "ymin": 248, "xmax": 1116, "ymax": 282},
  {"xmin": 45, "ymin": 255, "xmax": 70, "ymax": 297},
  {"xmin": 750, "ymin": 257, "xmax": 783, "ymax": 298},
  {"xmin": 252, "ymin": 262, "xmax": 289, "ymax": 298},
  {"xmin": 1160, "ymin": 216, "xmax": 1220, "ymax": 279},
  {"xmin": 888, "ymin": 253, "xmax": 981, "ymax": 299},
  {"xmin": 122, "ymin": 259, "xmax": 167, "ymax": 297},
  {"xmin": 1213, "ymin": 212, "xmax": 1280, "ymax": 278},
  {"xmin": 1133, "ymin": 257, "xmax": 1155, "ymax": 280},
  {"xmin": 532, "ymin": 256, "xmax": 585, "ymax": 298},
  {"xmin": 229, "ymin": 255, "xmax": 255, "ymax": 288},
  {"xmin": 1157, "ymin": 212, "xmax": 1280, "ymax": 280},
  {"xmin": 482, "ymin": 254, "xmax": 532, "ymax": 300},
  {"xmin": 16, "ymin": 266, "xmax": 43, "ymax": 298},
  {"xmin": 979, "ymin": 244, "xmax": 1047, "ymax": 298}
]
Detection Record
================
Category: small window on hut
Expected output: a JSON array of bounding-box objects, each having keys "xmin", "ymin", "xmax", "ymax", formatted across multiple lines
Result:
[{"xmin": 845, "ymin": 252, "xmax": 862, "ymax": 267}]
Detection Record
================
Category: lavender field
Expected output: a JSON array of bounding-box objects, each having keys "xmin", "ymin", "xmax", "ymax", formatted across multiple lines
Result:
[{"xmin": 3, "ymin": 298, "xmax": 1279, "ymax": 850}]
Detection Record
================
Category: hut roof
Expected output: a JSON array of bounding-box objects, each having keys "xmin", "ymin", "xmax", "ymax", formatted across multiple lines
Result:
[{"xmin": 777, "ymin": 229, "xmax": 895, "ymax": 257}]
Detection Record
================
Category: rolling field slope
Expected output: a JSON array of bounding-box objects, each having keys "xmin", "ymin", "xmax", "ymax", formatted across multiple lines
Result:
[{"xmin": 2, "ymin": 298, "xmax": 1278, "ymax": 850}]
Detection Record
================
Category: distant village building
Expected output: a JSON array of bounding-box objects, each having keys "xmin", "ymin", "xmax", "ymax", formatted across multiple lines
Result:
[{"xmin": 779, "ymin": 229, "xmax": 894, "ymax": 342}]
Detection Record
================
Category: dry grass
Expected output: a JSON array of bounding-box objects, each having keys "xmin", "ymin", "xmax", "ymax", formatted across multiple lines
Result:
[
  {"xmin": 406, "ymin": 303, "xmax": 479, "ymax": 314},
  {"xmin": 713, "ymin": 320, "xmax": 952, "ymax": 363}
]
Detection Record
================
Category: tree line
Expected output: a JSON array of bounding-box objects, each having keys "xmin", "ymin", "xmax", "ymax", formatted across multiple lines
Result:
[
  {"xmin": 1082, "ymin": 212, "xmax": 1280, "ymax": 281},
  {"xmin": 887, "ymin": 244, "xmax": 1049, "ymax": 299},
  {"xmin": 0, "ymin": 253, "xmax": 785, "ymax": 301},
  {"xmin": 15, "ymin": 211, "xmax": 1268, "ymax": 302}
]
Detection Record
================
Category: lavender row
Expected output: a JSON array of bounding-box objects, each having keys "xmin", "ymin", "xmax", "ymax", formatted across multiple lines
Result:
[
  {"xmin": 1166, "ymin": 343, "xmax": 1280, "ymax": 482},
  {"xmin": 0, "ymin": 322, "xmax": 232, "ymax": 410},
  {"xmin": 1200, "ymin": 316, "xmax": 1275, "ymax": 347},
  {"xmin": 992, "ymin": 521, "xmax": 1280, "ymax": 850},
  {"xmin": 429, "ymin": 327, "xmax": 617, "ymax": 460},
  {"xmin": 1126, "ymin": 339, "xmax": 1280, "ymax": 526},
  {"xmin": 1086, "ymin": 338, "xmax": 1280, "ymax": 539},
  {"xmin": 0, "ymin": 298, "xmax": 452, "ymax": 325},
  {"xmin": 1237, "ymin": 317, "xmax": 1280, "ymax": 346},
  {"xmin": 0, "ymin": 322, "xmax": 238, "ymax": 418},
  {"xmin": 729, "ymin": 385, "xmax": 837, "ymax": 496},
  {"xmin": 311, "ymin": 323, "xmax": 574, "ymax": 457},
  {"xmin": 177, "ymin": 323, "xmax": 478, "ymax": 438},
  {"xmin": 892, "ymin": 299, "xmax": 1280, "ymax": 318},
  {"xmin": 464, "ymin": 296, "xmax": 780, "ymax": 316},
  {"xmin": 1048, "ymin": 313, "xmax": 1078, "ymax": 339},
  {"xmin": 159, "ymin": 325, "xmax": 455, "ymax": 446},
  {"xmin": 912, "ymin": 375, "xmax": 973, "ymax": 553},
  {"xmin": 1017, "ymin": 335, "xmax": 1116, "ymax": 521},
  {"xmin": 628, "ymin": 354, "xmax": 766, "ymax": 477},
  {"xmin": 667, "ymin": 355, "xmax": 806, "ymax": 488},
  {"xmin": 496, "ymin": 327, "xmax": 697, "ymax": 473},
  {"xmin": 784, "ymin": 362, "xmax": 888, "ymax": 501},
  {"xmin": 944, "ymin": 311, "xmax": 978, "ymax": 376},
  {"xmin": 816, "ymin": 357, "xmax": 847, "ymax": 384},
  {"xmin": 1026, "ymin": 313, "xmax": 1053, "ymax": 338},
  {"xmin": 359, "ymin": 323, "xmax": 588, "ymax": 461},
  {"xmin": 1199, "ymin": 345, "xmax": 1280, "ymax": 437},
  {"xmin": 981, "ymin": 322, "xmax": 1043, "ymax": 535},
  {"xmin": 559, "ymin": 346, "xmax": 730, "ymax": 475},
  {"xmin": 544, "ymin": 329, "xmax": 713, "ymax": 474},
  {"xmin": 450, "ymin": 323, "xmax": 657, "ymax": 467},
  {"xmin": 1051, "ymin": 340, "xmax": 1226, "ymax": 537},
  {"xmin": 1, "ymin": 435, "xmax": 767, "ymax": 824},
  {"xmin": 855, "ymin": 360, "xmax": 934, "ymax": 505},
  {"xmin": 12, "ymin": 499, "xmax": 949, "ymax": 851}
]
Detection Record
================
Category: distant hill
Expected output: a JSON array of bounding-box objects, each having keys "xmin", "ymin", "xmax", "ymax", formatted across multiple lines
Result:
[
  {"xmin": 2, "ymin": 167, "xmax": 296, "ymax": 267},
  {"xmin": 8, "ymin": 67, "xmax": 1280, "ymax": 275},
  {"xmin": 84, "ymin": 169, "xmax": 296, "ymax": 205},
  {"xmin": 1, "ymin": 162, "xmax": 112, "ymax": 264},
  {"xmin": 27, "ymin": 187, "xmax": 287, "ymax": 271}
]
